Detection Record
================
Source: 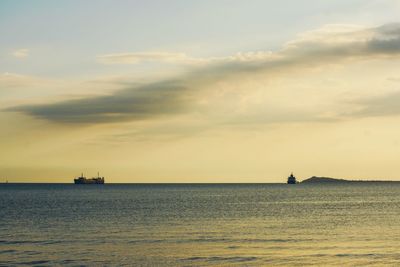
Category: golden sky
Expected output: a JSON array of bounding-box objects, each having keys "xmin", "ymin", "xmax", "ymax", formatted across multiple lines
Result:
[{"xmin": 2, "ymin": 1, "xmax": 400, "ymax": 182}]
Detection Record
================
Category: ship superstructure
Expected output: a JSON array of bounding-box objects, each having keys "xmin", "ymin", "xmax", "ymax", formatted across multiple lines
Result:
[{"xmin": 287, "ymin": 173, "xmax": 297, "ymax": 184}]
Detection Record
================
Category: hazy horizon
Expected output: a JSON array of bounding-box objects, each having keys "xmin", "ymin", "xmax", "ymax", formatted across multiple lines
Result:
[{"xmin": 2, "ymin": 1, "xmax": 400, "ymax": 182}]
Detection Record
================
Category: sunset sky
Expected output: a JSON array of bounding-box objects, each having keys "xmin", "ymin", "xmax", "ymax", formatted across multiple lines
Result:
[{"xmin": 2, "ymin": 0, "xmax": 400, "ymax": 182}]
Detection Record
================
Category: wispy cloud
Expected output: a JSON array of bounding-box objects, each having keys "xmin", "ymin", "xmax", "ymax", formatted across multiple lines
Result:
[
  {"xmin": 0, "ymin": 72, "xmax": 41, "ymax": 88},
  {"xmin": 8, "ymin": 23, "xmax": 400, "ymax": 125},
  {"xmin": 348, "ymin": 91, "xmax": 400, "ymax": 118},
  {"xmin": 97, "ymin": 52, "xmax": 207, "ymax": 65},
  {"xmin": 12, "ymin": 48, "xmax": 29, "ymax": 58},
  {"xmin": 96, "ymin": 51, "xmax": 274, "ymax": 65}
]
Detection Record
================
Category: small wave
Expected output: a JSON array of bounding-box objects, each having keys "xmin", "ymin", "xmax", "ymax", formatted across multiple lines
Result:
[
  {"xmin": 128, "ymin": 239, "xmax": 164, "ymax": 244},
  {"xmin": 1, "ymin": 240, "xmax": 44, "ymax": 245},
  {"xmin": 184, "ymin": 257, "xmax": 203, "ymax": 261},
  {"xmin": 0, "ymin": 250, "xmax": 16, "ymax": 254},
  {"xmin": 17, "ymin": 260, "xmax": 50, "ymax": 265},
  {"xmin": 127, "ymin": 237, "xmax": 310, "ymax": 245},
  {"xmin": 187, "ymin": 238, "xmax": 312, "ymax": 243},
  {"xmin": 335, "ymin": 253, "xmax": 378, "ymax": 258},
  {"xmin": 0, "ymin": 261, "xmax": 14, "ymax": 267},
  {"xmin": 128, "ymin": 238, "xmax": 230, "ymax": 244},
  {"xmin": 180, "ymin": 238, "xmax": 229, "ymax": 243},
  {"xmin": 43, "ymin": 240, "xmax": 63, "ymax": 245},
  {"xmin": 24, "ymin": 251, "xmax": 42, "ymax": 256},
  {"xmin": 240, "ymin": 238, "xmax": 314, "ymax": 243},
  {"xmin": 187, "ymin": 237, "xmax": 304, "ymax": 243},
  {"xmin": 310, "ymin": 253, "xmax": 329, "ymax": 257},
  {"xmin": 0, "ymin": 240, "xmax": 63, "ymax": 245},
  {"xmin": 182, "ymin": 256, "xmax": 258, "ymax": 263},
  {"xmin": 59, "ymin": 259, "xmax": 77, "ymax": 264}
]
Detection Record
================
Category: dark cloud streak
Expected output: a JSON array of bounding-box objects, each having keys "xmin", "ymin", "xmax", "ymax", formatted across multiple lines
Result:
[{"xmin": 9, "ymin": 81, "xmax": 190, "ymax": 124}]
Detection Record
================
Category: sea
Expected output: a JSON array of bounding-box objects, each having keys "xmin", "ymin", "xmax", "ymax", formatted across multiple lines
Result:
[{"xmin": 1, "ymin": 183, "xmax": 400, "ymax": 266}]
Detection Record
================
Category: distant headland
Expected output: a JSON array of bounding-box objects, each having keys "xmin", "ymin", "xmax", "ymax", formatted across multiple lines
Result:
[{"xmin": 301, "ymin": 176, "xmax": 400, "ymax": 183}]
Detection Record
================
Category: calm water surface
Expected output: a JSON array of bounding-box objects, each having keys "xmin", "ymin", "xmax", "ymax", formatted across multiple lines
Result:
[{"xmin": 1, "ymin": 183, "xmax": 400, "ymax": 266}]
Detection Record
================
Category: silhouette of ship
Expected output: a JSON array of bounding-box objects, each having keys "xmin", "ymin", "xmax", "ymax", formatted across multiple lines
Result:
[
  {"xmin": 74, "ymin": 172, "xmax": 105, "ymax": 184},
  {"xmin": 287, "ymin": 173, "xmax": 297, "ymax": 184}
]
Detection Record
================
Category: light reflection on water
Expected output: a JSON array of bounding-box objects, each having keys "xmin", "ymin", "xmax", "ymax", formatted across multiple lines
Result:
[{"xmin": 1, "ymin": 183, "xmax": 400, "ymax": 266}]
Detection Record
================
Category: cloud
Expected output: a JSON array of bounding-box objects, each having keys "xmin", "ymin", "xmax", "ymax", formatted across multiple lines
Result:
[
  {"xmin": 282, "ymin": 23, "xmax": 400, "ymax": 59},
  {"xmin": 8, "ymin": 80, "xmax": 191, "ymax": 123},
  {"xmin": 348, "ymin": 91, "xmax": 400, "ymax": 118},
  {"xmin": 97, "ymin": 51, "xmax": 275, "ymax": 65},
  {"xmin": 7, "ymin": 23, "xmax": 400, "ymax": 125},
  {"xmin": 97, "ymin": 52, "xmax": 206, "ymax": 65},
  {"xmin": 12, "ymin": 49, "xmax": 29, "ymax": 58},
  {"xmin": 0, "ymin": 72, "xmax": 42, "ymax": 88}
]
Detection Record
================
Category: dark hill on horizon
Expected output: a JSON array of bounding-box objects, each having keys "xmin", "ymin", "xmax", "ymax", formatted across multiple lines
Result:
[
  {"xmin": 301, "ymin": 176, "xmax": 399, "ymax": 183},
  {"xmin": 301, "ymin": 176, "xmax": 350, "ymax": 183}
]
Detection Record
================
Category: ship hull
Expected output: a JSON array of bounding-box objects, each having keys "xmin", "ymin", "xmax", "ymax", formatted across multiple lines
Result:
[
  {"xmin": 74, "ymin": 178, "xmax": 104, "ymax": 184},
  {"xmin": 74, "ymin": 180, "xmax": 104, "ymax": 184}
]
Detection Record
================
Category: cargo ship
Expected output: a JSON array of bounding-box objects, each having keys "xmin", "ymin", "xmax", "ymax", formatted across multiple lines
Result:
[{"xmin": 74, "ymin": 173, "xmax": 105, "ymax": 184}]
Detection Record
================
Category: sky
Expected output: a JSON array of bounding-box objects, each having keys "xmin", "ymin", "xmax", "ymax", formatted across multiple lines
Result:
[{"xmin": 2, "ymin": 0, "xmax": 400, "ymax": 182}]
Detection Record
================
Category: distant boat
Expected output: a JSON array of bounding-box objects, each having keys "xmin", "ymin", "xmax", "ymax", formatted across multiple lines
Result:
[
  {"xmin": 74, "ymin": 172, "xmax": 105, "ymax": 184},
  {"xmin": 287, "ymin": 173, "xmax": 297, "ymax": 184}
]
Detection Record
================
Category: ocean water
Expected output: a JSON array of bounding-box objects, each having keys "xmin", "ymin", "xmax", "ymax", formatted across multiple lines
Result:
[{"xmin": 1, "ymin": 183, "xmax": 400, "ymax": 266}]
